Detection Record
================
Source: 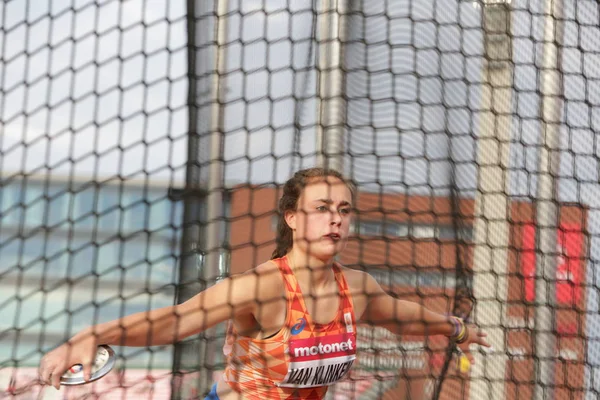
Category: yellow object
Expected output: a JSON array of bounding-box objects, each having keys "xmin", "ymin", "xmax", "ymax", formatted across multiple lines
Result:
[{"xmin": 458, "ymin": 355, "xmax": 471, "ymax": 373}]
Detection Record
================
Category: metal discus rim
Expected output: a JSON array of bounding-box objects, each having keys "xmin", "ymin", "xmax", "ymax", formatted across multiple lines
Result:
[{"xmin": 60, "ymin": 345, "xmax": 116, "ymax": 386}]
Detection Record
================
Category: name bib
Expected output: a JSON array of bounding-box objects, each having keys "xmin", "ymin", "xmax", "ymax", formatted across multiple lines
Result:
[{"xmin": 277, "ymin": 333, "xmax": 356, "ymax": 388}]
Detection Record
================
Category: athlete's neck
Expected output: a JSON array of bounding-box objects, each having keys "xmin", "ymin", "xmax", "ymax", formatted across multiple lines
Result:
[{"xmin": 287, "ymin": 249, "xmax": 335, "ymax": 290}]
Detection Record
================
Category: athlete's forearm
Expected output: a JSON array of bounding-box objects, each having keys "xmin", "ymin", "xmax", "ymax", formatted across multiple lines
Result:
[
  {"xmin": 394, "ymin": 300, "xmax": 455, "ymax": 337},
  {"xmin": 68, "ymin": 306, "xmax": 185, "ymax": 348}
]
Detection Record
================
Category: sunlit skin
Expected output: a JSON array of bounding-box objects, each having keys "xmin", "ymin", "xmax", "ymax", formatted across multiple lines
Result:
[
  {"xmin": 285, "ymin": 177, "xmax": 353, "ymax": 270},
  {"xmin": 38, "ymin": 174, "xmax": 490, "ymax": 400}
]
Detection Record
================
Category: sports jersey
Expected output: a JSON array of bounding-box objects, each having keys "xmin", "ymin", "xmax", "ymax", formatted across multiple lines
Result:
[{"xmin": 222, "ymin": 256, "xmax": 357, "ymax": 399}]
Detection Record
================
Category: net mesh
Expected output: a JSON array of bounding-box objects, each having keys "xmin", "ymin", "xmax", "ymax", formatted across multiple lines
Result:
[{"xmin": 0, "ymin": 0, "xmax": 595, "ymax": 399}]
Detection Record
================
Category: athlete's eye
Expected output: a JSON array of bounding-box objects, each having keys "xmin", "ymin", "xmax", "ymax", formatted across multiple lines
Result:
[
  {"xmin": 339, "ymin": 208, "xmax": 351, "ymax": 215},
  {"xmin": 316, "ymin": 206, "xmax": 328, "ymax": 212}
]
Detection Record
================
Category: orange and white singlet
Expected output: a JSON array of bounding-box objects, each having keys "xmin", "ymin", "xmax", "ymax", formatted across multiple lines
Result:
[{"xmin": 222, "ymin": 256, "xmax": 357, "ymax": 399}]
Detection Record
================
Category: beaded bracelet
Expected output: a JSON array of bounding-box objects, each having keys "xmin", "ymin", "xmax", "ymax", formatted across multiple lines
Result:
[
  {"xmin": 449, "ymin": 316, "xmax": 469, "ymax": 344},
  {"xmin": 449, "ymin": 317, "xmax": 460, "ymax": 338}
]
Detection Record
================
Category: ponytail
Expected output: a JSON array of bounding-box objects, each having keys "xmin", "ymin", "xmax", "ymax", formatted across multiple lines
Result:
[{"xmin": 271, "ymin": 216, "xmax": 294, "ymax": 259}]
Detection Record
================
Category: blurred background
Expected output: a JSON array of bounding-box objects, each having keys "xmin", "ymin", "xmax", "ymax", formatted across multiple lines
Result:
[{"xmin": 0, "ymin": 0, "xmax": 597, "ymax": 399}]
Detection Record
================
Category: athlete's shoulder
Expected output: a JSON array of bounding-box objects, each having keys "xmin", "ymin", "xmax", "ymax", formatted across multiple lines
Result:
[
  {"xmin": 336, "ymin": 263, "xmax": 367, "ymax": 282},
  {"xmin": 244, "ymin": 259, "xmax": 282, "ymax": 277},
  {"xmin": 238, "ymin": 259, "xmax": 285, "ymax": 300}
]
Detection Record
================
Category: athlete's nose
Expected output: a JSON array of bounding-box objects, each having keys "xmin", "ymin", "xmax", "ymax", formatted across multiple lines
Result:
[{"xmin": 330, "ymin": 209, "xmax": 342, "ymax": 226}]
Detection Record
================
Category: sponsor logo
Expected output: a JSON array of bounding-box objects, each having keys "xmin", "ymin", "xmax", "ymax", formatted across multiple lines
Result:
[
  {"xmin": 293, "ymin": 339, "xmax": 354, "ymax": 358},
  {"xmin": 344, "ymin": 312, "xmax": 354, "ymax": 333},
  {"xmin": 291, "ymin": 318, "xmax": 307, "ymax": 335},
  {"xmin": 288, "ymin": 333, "xmax": 356, "ymax": 362},
  {"xmin": 69, "ymin": 365, "xmax": 83, "ymax": 374}
]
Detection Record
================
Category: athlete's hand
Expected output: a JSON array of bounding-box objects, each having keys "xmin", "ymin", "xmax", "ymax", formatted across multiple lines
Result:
[
  {"xmin": 456, "ymin": 324, "xmax": 491, "ymax": 366},
  {"xmin": 39, "ymin": 333, "xmax": 98, "ymax": 390}
]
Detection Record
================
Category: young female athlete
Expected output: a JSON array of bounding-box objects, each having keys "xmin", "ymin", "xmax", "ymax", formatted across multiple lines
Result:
[{"xmin": 38, "ymin": 167, "xmax": 490, "ymax": 399}]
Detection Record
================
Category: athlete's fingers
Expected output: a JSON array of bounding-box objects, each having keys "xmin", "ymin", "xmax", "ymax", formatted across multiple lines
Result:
[
  {"xmin": 50, "ymin": 367, "xmax": 62, "ymax": 390},
  {"xmin": 39, "ymin": 362, "xmax": 54, "ymax": 386},
  {"xmin": 82, "ymin": 358, "xmax": 93, "ymax": 382},
  {"xmin": 476, "ymin": 332, "xmax": 491, "ymax": 348},
  {"xmin": 462, "ymin": 349, "xmax": 475, "ymax": 365}
]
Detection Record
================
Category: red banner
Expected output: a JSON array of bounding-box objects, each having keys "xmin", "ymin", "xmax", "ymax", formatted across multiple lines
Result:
[
  {"xmin": 556, "ymin": 223, "xmax": 584, "ymax": 304},
  {"xmin": 521, "ymin": 222, "xmax": 584, "ymax": 305},
  {"xmin": 522, "ymin": 224, "xmax": 536, "ymax": 302}
]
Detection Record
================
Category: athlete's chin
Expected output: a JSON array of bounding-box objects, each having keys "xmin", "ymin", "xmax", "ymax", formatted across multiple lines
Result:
[{"xmin": 315, "ymin": 242, "xmax": 347, "ymax": 259}]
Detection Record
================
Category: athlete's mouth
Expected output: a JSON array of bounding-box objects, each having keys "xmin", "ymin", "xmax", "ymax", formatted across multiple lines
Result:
[{"xmin": 324, "ymin": 233, "xmax": 341, "ymax": 241}]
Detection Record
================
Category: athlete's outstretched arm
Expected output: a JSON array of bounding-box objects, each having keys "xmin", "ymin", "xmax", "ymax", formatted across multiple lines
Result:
[
  {"xmin": 39, "ymin": 269, "xmax": 261, "ymax": 388},
  {"xmin": 78, "ymin": 270, "xmax": 259, "ymax": 347},
  {"xmin": 360, "ymin": 273, "xmax": 490, "ymax": 362}
]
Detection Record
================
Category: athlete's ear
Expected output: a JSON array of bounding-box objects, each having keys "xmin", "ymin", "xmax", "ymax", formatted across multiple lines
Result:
[{"xmin": 285, "ymin": 210, "xmax": 297, "ymax": 230}]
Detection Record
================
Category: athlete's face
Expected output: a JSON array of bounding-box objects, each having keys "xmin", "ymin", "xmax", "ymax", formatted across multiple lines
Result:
[{"xmin": 286, "ymin": 177, "xmax": 354, "ymax": 260}]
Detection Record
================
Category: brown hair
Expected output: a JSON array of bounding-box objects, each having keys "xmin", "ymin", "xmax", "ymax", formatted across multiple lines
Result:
[{"xmin": 271, "ymin": 167, "xmax": 355, "ymax": 259}]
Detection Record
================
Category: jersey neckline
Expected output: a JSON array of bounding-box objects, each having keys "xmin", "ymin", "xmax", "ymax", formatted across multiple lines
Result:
[{"xmin": 281, "ymin": 256, "xmax": 349, "ymax": 332}]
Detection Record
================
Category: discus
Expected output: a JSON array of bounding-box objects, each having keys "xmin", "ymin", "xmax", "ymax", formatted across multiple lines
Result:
[{"xmin": 59, "ymin": 345, "xmax": 116, "ymax": 386}]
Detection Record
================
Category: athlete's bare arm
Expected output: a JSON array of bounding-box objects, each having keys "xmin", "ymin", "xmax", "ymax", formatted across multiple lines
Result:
[
  {"xmin": 351, "ymin": 270, "xmax": 489, "ymax": 362},
  {"xmin": 39, "ymin": 262, "xmax": 283, "ymax": 388},
  {"xmin": 360, "ymin": 272, "xmax": 454, "ymax": 336},
  {"xmin": 87, "ymin": 263, "xmax": 283, "ymax": 347}
]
